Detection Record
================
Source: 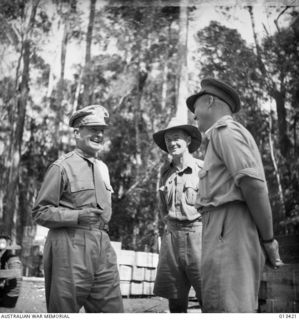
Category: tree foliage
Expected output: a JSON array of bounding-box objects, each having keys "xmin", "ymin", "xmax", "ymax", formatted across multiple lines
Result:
[
  {"xmin": 193, "ymin": 17, "xmax": 299, "ymax": 233},
  {"xmin": 0, "ymin": 2, "xmax": 298, "ymax": 272}
]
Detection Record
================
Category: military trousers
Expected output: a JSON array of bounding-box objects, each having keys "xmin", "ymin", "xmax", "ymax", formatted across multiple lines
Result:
[
  {"xmin": 43, "ymin": 227, "xmax": 124, "ymax": 313},
  {"xmin": 201, "ymin": 201, "xmax": 265, "ymax": 313},
  {"xmin": 154, "ymin": 219, "xmax": 202, "ymax": 303}
]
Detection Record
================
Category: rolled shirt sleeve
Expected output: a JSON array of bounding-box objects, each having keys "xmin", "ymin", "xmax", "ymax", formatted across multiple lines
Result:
[
  {"xmin": 213, "ymin": 126, "xmax": 265, "ymax": 186},
  {"xmin": 32, "ymin": 164, "xmax": 80, "ymax": 229}
]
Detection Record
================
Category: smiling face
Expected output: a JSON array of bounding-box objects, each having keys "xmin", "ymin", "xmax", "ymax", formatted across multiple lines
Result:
[
  {"xmin": 164, "ymin": 129, "xmax": 191, "ymax": 157},
  {"xmin": 75, "ymin": 125, "xmax": 106, "ymax": 156}
]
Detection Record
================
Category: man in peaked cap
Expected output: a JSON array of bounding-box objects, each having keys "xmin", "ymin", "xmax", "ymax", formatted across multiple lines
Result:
[
  {"xmin": 152, "ymin": 117, "xmax": 203, "ymax": 313},
  {"xmin": 32, "ymin": 105, "xmax": 124, "ymax": 313},
  {"xmin": 186, "ymin": 78, "xmax": 283, "ymax": 312}
]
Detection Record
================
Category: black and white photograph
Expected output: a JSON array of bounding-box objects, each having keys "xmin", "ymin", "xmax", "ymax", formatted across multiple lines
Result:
[{"xmin": 0, "ymin": 0, "xmax": 298, "ymax": 315}]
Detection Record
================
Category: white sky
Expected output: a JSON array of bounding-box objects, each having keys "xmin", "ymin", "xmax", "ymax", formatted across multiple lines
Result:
[
  {"xmin": 63, "ymin": 2, "xmax": 293, "ymax": 79},
  {"xmin": 0, "ymin": 2, "xmax": 296, "ymax": 113},
  {"xmin": 0, "ymin": 2, "xmax": 294, "ymax": 80}
]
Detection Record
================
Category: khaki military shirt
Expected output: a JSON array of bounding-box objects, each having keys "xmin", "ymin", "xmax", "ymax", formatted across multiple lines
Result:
[
  {"xmin": 159, "ymin": 154, "xmax": 203, "ymax": 222},
  {"xmin": 32, "ymin": 148, "xmax": 113, "ymax": 228},
  {"xmin": 196, "ymin": 115, "xmax": 267, "ymax": 208}
]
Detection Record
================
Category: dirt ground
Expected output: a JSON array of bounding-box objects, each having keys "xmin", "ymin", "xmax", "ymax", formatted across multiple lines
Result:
[{"xmin": 0, "ymin": 278, "xmax": 201, "ymax": 313}]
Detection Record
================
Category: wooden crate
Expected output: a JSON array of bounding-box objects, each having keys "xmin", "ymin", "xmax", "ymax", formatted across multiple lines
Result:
[
  {"xmin": 144, "ymin": 268, "xmax": 157, "ymax": 282},
  {"xmin": 120, "ymin": 281, "xmax": 130, "ymax": 296},
  {"xmin": 111, "ymin": 241, "xmax": 122, "ymax": 252},
  {"xmin": 117, "ymin": 250, "xmax": 135, "ymax": 266},
  {"xmin": 142, "ymin": 282, "xmax": 154, "ymax": 296},
  {"xmin": 146, "ymin": 253, "xmax": 159, "ymax": 268},
  {"xmin": 259, "ymin": 264, "xmax": 299, "ymax": 312},
  {"xmin": 135, "ymin": 252, "xmax": 159, "ymax": 268},
  {"xmin": 132, "ymin": 266, "xmax": 145, "ymax": 282},
  {"xmin": 135, "ymin": 252, "xmax": 149, "ymax": 267},
  {"xmin": 119, "ymin": 265, "xmax": 132, "ymax": 281},
  {"xmin": 260, "ymin": 299, "xmax": 299, "ymax": 313},
  {"xmin": 131, "ymin": 281, "xmax": 143, "ymax": 295},
  {"xmin": 259, "ymin": 265, "xmax": 299, "ymax": 300}
]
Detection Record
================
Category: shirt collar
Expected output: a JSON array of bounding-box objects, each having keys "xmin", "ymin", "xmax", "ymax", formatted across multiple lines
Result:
[
  {"xmin": 75, "ymin": 148, "xmax": 97, "ymax": 163},
  {"xmin": 204, "ymin": 115, "xmax": 233, "ymax": 140},
  {"xmin": 170, "ymin": 153, "xmax": 196, "ymax": 174}
]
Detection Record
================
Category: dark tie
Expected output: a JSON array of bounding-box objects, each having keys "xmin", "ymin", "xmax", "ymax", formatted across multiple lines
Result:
[{"xmin": 92, "ymin": 160, "xmax": 111, "ymax": 223}]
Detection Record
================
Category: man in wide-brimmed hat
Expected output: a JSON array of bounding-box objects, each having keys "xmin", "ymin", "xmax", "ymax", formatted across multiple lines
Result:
[
  {"xmin": 32, "ymin": 105, "xmax": 123, "ymax": 313},
  {"xmin": 187, "ymin": 78, "xmax": 283, "ymax": 312},
  {"xmin": 152, "ymin": 117, "xmax": 203, "ymax": 313}
]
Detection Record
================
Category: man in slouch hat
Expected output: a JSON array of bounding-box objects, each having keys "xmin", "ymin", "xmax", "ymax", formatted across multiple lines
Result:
[
  {"xmin": 187, "ymin": 78, "xmax": 283, "ymax": 312},
  {"xmin": 32, "ymin": 105, "xmax": 124, "ymax": 313},
  {"xmin": 153, "ymin": 117, "xmax": 203, "ymax": 313}
]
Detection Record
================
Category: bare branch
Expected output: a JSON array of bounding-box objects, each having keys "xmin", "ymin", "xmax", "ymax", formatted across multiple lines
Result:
[
  {"xmin": 113, "ymin": 91, "xmax": 132, "ymax": 111},
  {"xmin": 262, "ymin": 23, "xmax": 270, "ymax": 37},
  {"xmin": 274, "ymin": 6, "xmax": 291, "ymax": 33}
]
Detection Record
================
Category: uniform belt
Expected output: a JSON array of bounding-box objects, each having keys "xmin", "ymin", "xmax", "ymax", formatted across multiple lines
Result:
[
  {"xmin": 167, "ymin": 217, "xmax": 202, "ymax": 228},
  {"xmin": 76, "ymin": 220, "xmax": 109, "ymax": 232},
  {"xmin": 198, "ymin": 200, "xmax": 245, "ymax": 214}
]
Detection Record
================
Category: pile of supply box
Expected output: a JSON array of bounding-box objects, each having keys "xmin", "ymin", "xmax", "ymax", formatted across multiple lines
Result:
[{"xmin": 111, "ymin": 241, "xmax": 196, "ymax": 298}]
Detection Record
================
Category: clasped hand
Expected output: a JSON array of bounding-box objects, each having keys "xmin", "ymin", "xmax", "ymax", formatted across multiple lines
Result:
[{"xmin": 78, "ymin": 208, "xmax": 103, "ymax": 225}]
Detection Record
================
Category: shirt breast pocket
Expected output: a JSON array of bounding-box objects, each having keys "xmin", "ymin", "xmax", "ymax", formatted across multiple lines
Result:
[
  {"xmin": 69, "ymin": 178, "xmax": 94, "ymax": 207},
  {"xmin": 70, "ymin": 179, "xmax": 94, "ymax": 193},
  {"xmin": 184, "ymin": 180, "xmax": 199, "ymax": 206},
  {"xmin": 159, "ymin": 180, "xmax": 173, "ymax": 206},
  {"xmin": 199, "ymin": 169, "xmax": 210, "ymax": 201}
]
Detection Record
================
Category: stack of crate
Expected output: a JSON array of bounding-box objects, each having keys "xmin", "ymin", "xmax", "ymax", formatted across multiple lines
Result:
[
  {"xmin": 111, "ymin": 242, "xmax": 158, "ymax": 297},
  {"xmin": 134, "ymin": 251, "xmax": 158, "ymax": 296},
  {"xmin": 259, "ymin": 264, "xmax": 299, "ymax": 312},
  {"xmin": 111, "ymin": 241, "xmax": 197, "ymax": 299}
]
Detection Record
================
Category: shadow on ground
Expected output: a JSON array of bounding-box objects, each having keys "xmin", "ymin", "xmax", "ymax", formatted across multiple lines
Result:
[{"xmin": 0, "ymin": 278, "xmax": 201, "ymax": 313}]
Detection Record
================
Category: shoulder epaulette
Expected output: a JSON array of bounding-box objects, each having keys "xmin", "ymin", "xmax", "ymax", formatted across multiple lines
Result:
[
  {"xmin": 215, "ymin": 120, "xmax": 228, "ymax": 129},
  {"xmin": 53, "ymin": 151, "xmax": 76, "ymax": 166}
]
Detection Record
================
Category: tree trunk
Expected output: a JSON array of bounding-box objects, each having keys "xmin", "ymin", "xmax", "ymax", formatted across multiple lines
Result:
[
  {"xmin": 175, "ymin": 0, "xmax": 188, "ymax": 123},
  {"xmin": 161, "ymin": 22, "xmax": 171, "ymax": 112},
  {"xmin": 154, "ymin": 166, "xmax": 161, "ymax": 253},
  {"xmin": 60, "ymin": 22, "xmax": 68, "ymax": 81},
  {"xmin": 3, "ymin": 0, "xmax": 39, "ymax": 239},
  {"xmin": 134, "ymin": 62, "xmax": 148, "ymax": 178},
  {"xmin": 268, "ymin": 110, "xmax": 286, "ymax": 229},
  {"xmin": 46, "ymin": 15, "xmax": 63, "ymax": 97},
  {"xmin": 272, "ymin": 89, "xmax": 291, "ymax": 158},
  {"xmin": 82, "ymin": 0, "xmax": 96, "ymax": 107},
  {"xmin": 85, "ymin": 0, "xmax": 96, "ymax": 64},
  {"xmin": 247, "ymin": 5, "xmax": 291, "ymax": 158},
  {"xmin": 247, "ymin": 6, "xmax": 267, "ymax": 75},
  {"xmin": 53, "ymin": 20, "xmax": 69, "ymax": 153},
  {"xmin": 73, "ymin": 66, "xmax": 84, "ymax": 112},
  {"xmin": 161, "ymin": 63, "xmax": 168, "ymax": 112},
  {"xmin": 293, "ymin": 112, "xmax": 298, "ymax": 157}
]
